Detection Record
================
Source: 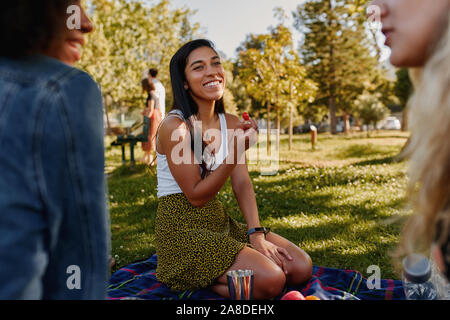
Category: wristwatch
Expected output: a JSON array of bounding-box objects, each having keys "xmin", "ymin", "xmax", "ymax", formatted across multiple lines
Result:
[{"xmin": 247, "ymin": 227, "xmax": 270, "ymax": 237}]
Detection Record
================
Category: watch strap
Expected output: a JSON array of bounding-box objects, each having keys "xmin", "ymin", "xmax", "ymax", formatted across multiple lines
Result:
[{"xmin": 247, "ymin": 227, "xmax": 270, "ymax": 236}]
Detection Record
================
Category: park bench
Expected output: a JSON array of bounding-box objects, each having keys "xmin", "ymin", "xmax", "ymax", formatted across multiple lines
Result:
[{"xmin": 110, "ymin": 116, "xmax": 149, "ymax": 167}]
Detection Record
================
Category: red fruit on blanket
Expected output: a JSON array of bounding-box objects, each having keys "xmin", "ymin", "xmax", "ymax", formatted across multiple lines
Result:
[
  {"xmin": 280, "ymin": 290, "xmax": 306, "ymax": 300},
  {"xmin": 242, "ymin": 112, "xmax": 250, "ymax": 121}
]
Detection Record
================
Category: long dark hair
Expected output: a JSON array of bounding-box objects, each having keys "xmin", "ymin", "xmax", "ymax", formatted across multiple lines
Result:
[
  {"xmin": 1, "ymin": 1, "xmax": 72, "ymax": 58},
  {"xmin": 169, "ymin": 39, "xmax": 226, "ymax": 178}
]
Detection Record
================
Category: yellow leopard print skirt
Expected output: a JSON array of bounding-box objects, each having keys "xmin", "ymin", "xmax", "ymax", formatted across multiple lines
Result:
[{"xmin": 155, "ymin": 193, "xmax": 249, "ymax": 291}]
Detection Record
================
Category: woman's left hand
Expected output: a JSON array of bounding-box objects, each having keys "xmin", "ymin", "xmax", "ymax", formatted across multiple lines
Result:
[{"xmin": 249, "ymin": 233, "xmax": 293, "ymax": 275}]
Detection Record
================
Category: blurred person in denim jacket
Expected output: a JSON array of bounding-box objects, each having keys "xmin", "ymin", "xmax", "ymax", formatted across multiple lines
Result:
[{"xmin": 0, "ymin": 0, "xmax": 110, "ymax": 299}]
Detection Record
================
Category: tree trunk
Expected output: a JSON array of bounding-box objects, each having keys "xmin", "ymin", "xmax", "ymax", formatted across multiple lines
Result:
[
  {"xmin": 267, "ymin": 102, "xmax": 271, "ymax": 155},
  {"xmin": 329, "ymin": 94, "xmax": 337, "ymax": 134},
  {"xmin": 276, "ymin": 106, "xmax": 280, "ymax": 152},
  {"xmin": 328, "ymin": 0, "xmax": 337, "ymax": 135},
  {"xmin": 289, "ymin": 103, "xmax": 293, "ymax": 151}
]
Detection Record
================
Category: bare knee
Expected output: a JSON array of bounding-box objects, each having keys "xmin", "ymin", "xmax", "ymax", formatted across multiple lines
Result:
[
  {"xmin": 289, "ymin": 252, "xmax": 313, "ymax": 285},
  {"xmin": 254, "ymin": 267, "xmax": 286, "ymax": 300}
]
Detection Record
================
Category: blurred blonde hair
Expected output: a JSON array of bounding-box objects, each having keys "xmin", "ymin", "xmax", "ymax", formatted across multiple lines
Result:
[{"xmin": 397, "ymin": 13, "xmax": 450, "ymax": 261}]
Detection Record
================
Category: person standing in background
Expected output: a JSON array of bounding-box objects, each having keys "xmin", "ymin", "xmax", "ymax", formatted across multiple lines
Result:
[
  {"xmin": 141, "ymin": 78, "xmax": 153, "ymax": 164},
  {"xmin": 141, "ymin": 78, "xmax": 162, "ymax": 166},
  {"xmin": 149, "ymin": 68, "xmax": 166, "ymax": 118}
]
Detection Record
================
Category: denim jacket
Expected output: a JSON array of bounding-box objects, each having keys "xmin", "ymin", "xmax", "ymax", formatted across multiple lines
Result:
[{"xmin": 0, "ymin": 55, "xmax": 110, "ymax": 299}]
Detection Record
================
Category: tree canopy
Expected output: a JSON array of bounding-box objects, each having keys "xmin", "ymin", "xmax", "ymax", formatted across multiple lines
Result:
[
  {"xmin": 293, "ymin": 0, "xmax": 390, "ymax": 134},
  {"xmin": 77, "ymin": 0, "xmax": 200, "ymax": 116}
]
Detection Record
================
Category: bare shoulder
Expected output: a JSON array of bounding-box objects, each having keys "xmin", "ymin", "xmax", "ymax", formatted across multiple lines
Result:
[
  {"xmin": 224, "ymin": 113, "xmax": 241, "ymax": 130},
  {"xmin": 158, "ymin": 115, "xmax": 188, "ymax": 142}
]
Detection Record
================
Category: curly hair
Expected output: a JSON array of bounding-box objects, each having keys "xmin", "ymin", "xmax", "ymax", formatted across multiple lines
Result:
[{"xmin": 1, "ymin": 0, "xmax": 73, "ymax": 58}]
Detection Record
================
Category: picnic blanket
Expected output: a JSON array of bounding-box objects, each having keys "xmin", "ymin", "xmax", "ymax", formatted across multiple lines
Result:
[{"xmin": 107, "ymin": 255, "xmax": 405, "ymax": 300}]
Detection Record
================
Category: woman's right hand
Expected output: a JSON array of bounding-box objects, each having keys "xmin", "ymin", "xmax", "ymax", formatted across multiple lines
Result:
[
  {"xmin": 228, "ymin": 117, "xmax": 258, "ymax": 164},
  {"xmin": 236, "ymin": 117, "xmax": 259, "ymax": 144}
]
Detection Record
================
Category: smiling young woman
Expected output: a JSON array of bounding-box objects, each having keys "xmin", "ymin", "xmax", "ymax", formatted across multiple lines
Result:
[
  {"xmin": 184, "ymin": 47, "xmax": 226, "ymax": 103},
  {"xmin": 153, "ymin": 39, "xmax": 313, "ymax": 300}
]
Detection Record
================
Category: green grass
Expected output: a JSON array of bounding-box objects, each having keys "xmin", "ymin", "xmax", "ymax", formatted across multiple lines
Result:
[{"xmin": 106, "ymin": 130, "xmax": 411, "ymax": 280}]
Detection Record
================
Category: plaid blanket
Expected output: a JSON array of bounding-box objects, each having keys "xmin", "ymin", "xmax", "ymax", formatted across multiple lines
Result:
[{"xmin": 107, "ymin": 255, "xmax": 405, "ymax": 300}]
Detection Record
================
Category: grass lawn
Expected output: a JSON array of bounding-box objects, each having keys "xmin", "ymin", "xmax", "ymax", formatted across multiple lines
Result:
[{"xmin": 106, "ymin": 130, "xmax": 411, "ymax": 280}]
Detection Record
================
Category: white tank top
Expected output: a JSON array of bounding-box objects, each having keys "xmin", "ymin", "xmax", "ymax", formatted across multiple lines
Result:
[{"xmin": 156, "ymin": 110, "xmax": 229, "ymax": 198}]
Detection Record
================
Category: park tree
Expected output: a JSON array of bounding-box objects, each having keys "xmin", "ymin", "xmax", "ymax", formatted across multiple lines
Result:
[
  {"xmin": 393, "ymin": 68, "xmax": 413, "ymax": 131},
  {"xmin": 236, "ymin": 21, "xmax": 316, "ymax": 150},
  {"xmin": 220, "ymin": 59, "xmax": 239, "ymax": 116},
  {"xmin": 227, "ymin": 72, "xmax": 254, "ymax": 115},
  {"xmin": 77, "ymin": 0, "xmax": 200, "ymax": 133},
  {"xmin": 293, "ymin": 0, "xmax": 384, "ymax": 134},
  {"xmin": 354, "ymin": 91, "xmax": 389, "ymax": 134}
]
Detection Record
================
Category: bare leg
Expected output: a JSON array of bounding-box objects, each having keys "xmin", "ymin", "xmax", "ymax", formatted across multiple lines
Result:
[
  {"xmin": 211, "ymin": 246, "xmax": 286, "ymax": 300},
  {"xmin": 264, "ymin": 232, "xmax": 313, "ymax": 285}
]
